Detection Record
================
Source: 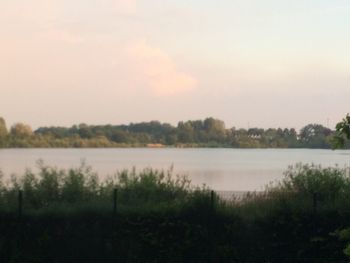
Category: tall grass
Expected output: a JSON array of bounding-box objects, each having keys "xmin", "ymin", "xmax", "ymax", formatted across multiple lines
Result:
[{"xmin": 0, "ymin": 161, "xmax": 210, "ymax": 215}]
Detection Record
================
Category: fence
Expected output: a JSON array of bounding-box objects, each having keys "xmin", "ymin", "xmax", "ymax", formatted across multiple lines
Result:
[
  {"xmin": 1, "ymin": 189, "xmax": 343, "ymax": 262},
  {"xmin": 13, "ymin": 189, "xmax": 327, "ymax": 218}
]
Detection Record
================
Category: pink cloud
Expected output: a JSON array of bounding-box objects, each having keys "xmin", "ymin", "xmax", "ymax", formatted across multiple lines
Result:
[
  {"xmin": 113, "ymin": 0, "xmax": 137, "ymax": 15},
  {"xmin": 45, "ymin": 30, "xmax": 84, "ymax": 44},
  {"xmin": 0, "ymin": 0, "xmax": 59, "ymax": 23},
  {"xmin": 126, "ymin": 40, "xmax": 197, "ymax": 96}
]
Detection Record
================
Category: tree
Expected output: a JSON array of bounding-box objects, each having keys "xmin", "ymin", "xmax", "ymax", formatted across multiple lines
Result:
[
  {"xmin": 203, "ymin": 117, "xmax": 226, "ymax": 143},
  {"xmin": 299, "ymin": 124, "xmax": 332, "ymax": 148},
  {"xmin": 111, "ymin": 130, "xmax": 130, "ymax": 143},
  {"xmin": 177, "ymin": 121, "xmax": 194, "ymax": 143},
  {"xmin": 11, "ymin": 123, "xmax": 33, "ymax": 139},
  {"xmin": 284, "ymin": 128, "xmax": 298, "ymax": 147},
  {"xmin": 78, "ymin": 123, "xmax": 93, "ymax": 139},
  {"xmin": 333, "ymin": 114, "xmax": 350, "ymax": 148},
  {"xmin": 0, "ymin": 117, "xmax": 8, "ymax": 147}
]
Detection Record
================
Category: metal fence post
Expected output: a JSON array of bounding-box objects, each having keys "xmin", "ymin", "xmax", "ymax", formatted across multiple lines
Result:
[
  {"xmin": 312, "ymin": 192, "xmax": 318, "ymax": 213},
  {"xmin": 208, "ymin": 190, "xmax": 215, "ymax": 263},
  {"xmin": 111, "ymin": 188, "xmax": 119, "ymax": 262},
  {"xmin": 210, "ymin": 190, "xmax": 214, "ymax": 213},
  {"xmin": 113, "ymin": 188, "xmax": 118, "ymax": 217},
  {"xmin": 18, "ymin": 190, "xmax": 23, "ymax": 219}
]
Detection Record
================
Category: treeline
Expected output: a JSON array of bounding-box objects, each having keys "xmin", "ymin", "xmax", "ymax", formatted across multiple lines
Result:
[{"xmin": 0, "ymin": 116, "xmax": 336, "ymax": 148}]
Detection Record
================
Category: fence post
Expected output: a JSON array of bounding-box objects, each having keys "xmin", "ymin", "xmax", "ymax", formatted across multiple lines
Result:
[
  {"xmin": 18, "ymin": 190, "xmax": 23, "ymax": 219},
  {"xmin": 208, "ymin": 190, "xmax": 215, "ymax": 263},
  {"xmin": 312, "ymin": 192, "xmax": 318, "ymax": 213},
  {"xmin": 14, "ymin": 190, "xmax": 24, "ymax": 262},
  {"xmin": 111, "ymin": 188, "xmax": 118, "ymax": 262},
  {"xmin": 113, "ymin": 188, "xmax": 118, "ymax": 217},
  {"xmin": 210, "ymin": 190, "xmax": 214, "ymax": 213}
]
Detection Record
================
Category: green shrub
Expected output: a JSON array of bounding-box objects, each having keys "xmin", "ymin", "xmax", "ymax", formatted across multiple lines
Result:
[
  {"xmin": 236, "ymin": 163, "xmax": 350, "ymax": 220},
  {"xmin": 280, "ymin": 163, "xmax": 350, "ymax": 197},
  {"xmin": 0, "ymin": 161, "xmax": 208, "ymax": 214}
]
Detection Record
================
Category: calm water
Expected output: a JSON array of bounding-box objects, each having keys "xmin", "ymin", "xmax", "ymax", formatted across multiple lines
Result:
[{"xmin": 1, "ymin": 148, "xmax": 350, "ymax": 191}]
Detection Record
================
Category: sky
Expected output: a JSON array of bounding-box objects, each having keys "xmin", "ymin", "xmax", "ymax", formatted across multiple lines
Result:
[{"xmin": 1, "ymin": 0, "xmax": 350, "ymax": 130}]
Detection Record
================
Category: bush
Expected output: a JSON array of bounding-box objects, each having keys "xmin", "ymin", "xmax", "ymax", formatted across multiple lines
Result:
[
  {"xmin": 280, "ymin": 163, "xmax": 350, "ymax": 198},
  {"xmin": 0, "ymin": 161, "xmax": 208, "ymax": 214}
]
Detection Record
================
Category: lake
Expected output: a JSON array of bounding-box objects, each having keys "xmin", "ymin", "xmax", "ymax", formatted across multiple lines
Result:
[{"xmin": 0, "ymin": 148, "xmax": 350, "ymax": 191}]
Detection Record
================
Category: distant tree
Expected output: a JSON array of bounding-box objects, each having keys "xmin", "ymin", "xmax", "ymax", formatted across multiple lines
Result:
[
  {"xmin": 260, "ymin": 128, "xmax": 277, "ymax": 147},
  {"xmin": 11, "ymin": 123, "xmax": 33, "ymax": 139},
  {"xmin": 165, "ymin": 133, "xmax": 178, "ymax": 145},
  {"xmin": 135, "ymin": 133, "xmax": 152, "ymax": 144},
  {"xmin": 0, "ymin": 117, "xmax": 8, "ymax": 147},
  {"xmin": 35, "ymin": 127, "xmax": 70, "ymax": 139},
  {"xmin": 111, "ymin": 130, "xmax": 130, "ymax": 143},
  {"xmin": 0, "ymin": 117, "xmax": 7, "ymax": 136},
  {"xmin": 227, "ymin": 127, "xmax": 239, "ymax": 147},
  {"xmin": 299, "ymin": 124, "xmax": 332, "ymax": 148},
  {"xmin": 177, "ymin": 121, "xmax": 194, "ymax": 143},
  {"xmin": 203, "ymin": 117, "xmax": 226, "ymax": 143},
  {"xmin": 284, "ymin": 128, "xmax": 298, "ymax": 147},
  {"xmin": 78, "ymin": 123, "xmax": 93, "ymax": 139}
]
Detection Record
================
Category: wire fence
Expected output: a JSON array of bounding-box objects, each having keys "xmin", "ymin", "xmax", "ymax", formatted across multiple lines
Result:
[
  {"xmin": 12, "ymin": 189, "xmax": 326, "ymax": 217},
  {"xmin": 0, "ymin": 189, "xmax": 344, "ymax": 262}
]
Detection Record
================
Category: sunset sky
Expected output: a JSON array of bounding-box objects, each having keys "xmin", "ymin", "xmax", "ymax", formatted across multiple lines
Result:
[{"xmin": 1, "ymin": 0, "xmax": 350, "ymax": 130}]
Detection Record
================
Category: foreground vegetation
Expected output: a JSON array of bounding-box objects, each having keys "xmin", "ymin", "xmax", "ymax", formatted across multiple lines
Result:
[
  {"xmin": 0, "ymin": 116, "xmax": 339, "ymax": 148},
  {"xmin": 1, "ymin": 163, "xmax": 350, "ymax": 262}
]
